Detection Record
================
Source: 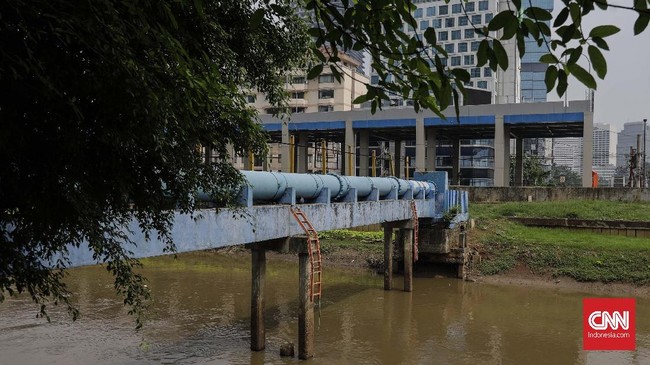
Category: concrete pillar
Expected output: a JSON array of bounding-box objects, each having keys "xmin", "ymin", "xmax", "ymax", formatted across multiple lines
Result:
[
  {"xmin": 426, "ymin": 128, "xmax": 437, "ymax": 171},
  {"xmin": 415, "ymin": 117, "xmax": 426, "ymax": 173},
  {"xmin": 344, "ymin": 119, "xmax": 356, "ymax": 176},
  {"xmin": 359, "ymin": 130, "xmax": 370, "ymax": 176},
  {"xmin": 582, "ymin": 111, "xmax": 594, "ymax": 187},
  {"xmin": 394, "ymin": 139, "xmax": 402, "ymax": 178},
  {"xmin": 251, "ymin": 247, "xmax": 266, "ymax": 351},
  {"xmin": 298, "ymin": 241, "xmax": 314, "ymax": 360},
  {"xmin": 281, "ymin": 122, "xmax": 290, "ymax": 172},
  {"xmin": 402, "ymin": 228, "xmax": 413, "ymax": 292},
  {"xmin": 514, "ymin": 137, "xmax": 524, "ymax": 186},
  {"xmin": 297, "ymin": 132, "xmax": 309, "ymax": 173},
  {"xmin": 494, "ymin": 116, "xmax": 510, "ymax": 187},
  {"xmin": 383, "ymin": 226, "xmax": 393, "ymax": 290},
  {"xmin": 451, "ymin": 138, "xmax": 460, "ymax": 185}
]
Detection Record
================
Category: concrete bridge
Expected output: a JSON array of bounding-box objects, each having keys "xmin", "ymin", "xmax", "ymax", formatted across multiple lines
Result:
[{"xmin": 63, "ymin": 170, "xmax": 469, "ymax": 360}]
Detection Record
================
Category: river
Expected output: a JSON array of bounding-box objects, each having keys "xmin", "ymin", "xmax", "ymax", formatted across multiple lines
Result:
[{"xmin": 1, "ymin": 251, "xmax": 648, "ymax": 364}]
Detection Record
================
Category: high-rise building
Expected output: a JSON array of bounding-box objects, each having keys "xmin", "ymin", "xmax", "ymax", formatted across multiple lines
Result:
[
  {"xmin": 520, "ymin": 0, "xmax": 554, "ymax": 103},
  {"xmin": 552, "ymin": 137, "xmax": 583, "ymax": 174},
  {"xmin": 593, "ymin": 123, "xmax": 615, "ymax": 166},
  {"xmin": 616, "ymin": 121, "xmax": 649, "ymax": 169}
]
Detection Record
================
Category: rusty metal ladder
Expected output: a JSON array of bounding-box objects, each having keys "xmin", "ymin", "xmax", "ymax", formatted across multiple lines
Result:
[
  {"xmin": 410, "ymin": 200, "xmax": 419, "ymax": 262},
  {"xmin": 290, "ymin": 206, "xmax": 322, "ymax": 304}
]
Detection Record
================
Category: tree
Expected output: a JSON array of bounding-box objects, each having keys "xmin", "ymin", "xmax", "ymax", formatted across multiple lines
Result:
[
  {"xmin": 305, "ymin": 0, "xmax": 650, "ymax": 114},
  {"xmin": 549, "ymin": 165, "xmax": 583, "ymax": 186},
  {"xmin": 509, "ymin": 155, "xmax": 550, "ymax": 186},
  {"xmin": 3, "ymin": 0, "xmax": 650, "ymax": 324},
  {"xmin": 0, "ymin": 0, "xmax": 308, "ymax": 326}
]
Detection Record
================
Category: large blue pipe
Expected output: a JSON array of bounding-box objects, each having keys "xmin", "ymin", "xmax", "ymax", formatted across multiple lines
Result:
[{"xmin": 233, "ymin": 171, "xmax": 435, "ymax": 202}]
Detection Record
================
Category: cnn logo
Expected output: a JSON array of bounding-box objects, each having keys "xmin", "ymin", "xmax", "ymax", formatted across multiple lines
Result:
[
  {"xmin": 588, "ymin": 310, "xmax": 629, "ymax": 330},
  {"xmin": 583, "ymin": 298, "xmax": 635, "ymax": 351}
]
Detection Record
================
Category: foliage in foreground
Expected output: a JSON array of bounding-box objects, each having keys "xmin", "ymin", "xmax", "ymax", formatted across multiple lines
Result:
[{"xmin": 0, "ymin": 0, "xmax": 308, "ymax": 325}]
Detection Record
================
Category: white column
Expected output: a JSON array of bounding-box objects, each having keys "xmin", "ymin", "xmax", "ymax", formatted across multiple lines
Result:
[
  {"xmin": 582, "ymin": 111, "xmax": 594, "ymax": 187},
  {"xmin": 415, "ymin": 117, "xmax": 426, "ymax": 173},
  {"xmin": 494, "ymin": 115, "xmax": 510, "ymax": 187}
]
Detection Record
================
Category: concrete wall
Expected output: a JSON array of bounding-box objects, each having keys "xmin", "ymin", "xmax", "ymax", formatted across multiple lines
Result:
[{"xmin": 453, "ymin": 186, "xmax": 650, "ymax": 202}]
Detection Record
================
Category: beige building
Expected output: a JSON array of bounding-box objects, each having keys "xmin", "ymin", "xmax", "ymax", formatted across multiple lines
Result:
[{"xmin": 233, "ymin": 52, "xmax": 369, "ymax": 172}]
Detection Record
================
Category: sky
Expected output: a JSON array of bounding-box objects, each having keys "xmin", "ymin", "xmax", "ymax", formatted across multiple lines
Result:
[{"xmin": 548, "ymin": 0, "xmax": 650, "ymax": 131}]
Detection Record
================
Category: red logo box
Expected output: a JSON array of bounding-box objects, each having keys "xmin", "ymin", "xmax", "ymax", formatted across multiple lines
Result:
[{"xmin": 583, "ymin": 297, "xmax": 636, "ymax": 351}]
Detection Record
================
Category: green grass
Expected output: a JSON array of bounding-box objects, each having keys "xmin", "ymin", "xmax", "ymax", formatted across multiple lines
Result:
[
  {"xmin": 476, "ymin": 220, "xmax": 650, "ymax": 284},
  {"xmin": 471, "ymin": 200, "xmax": 650, "ymax": 221},
  {"xmin": 318, "ymin": 229, "xmax": 383, "ymax": 255}
]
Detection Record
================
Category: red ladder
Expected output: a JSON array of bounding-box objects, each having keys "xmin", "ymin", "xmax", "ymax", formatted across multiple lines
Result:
[
  {"xmin": 410, "ymin": 200, "xmax": 419, "ymax": 262},
  {"xmin": 290, "ymin": 206, "xmax": 322, "ymax": 303}
]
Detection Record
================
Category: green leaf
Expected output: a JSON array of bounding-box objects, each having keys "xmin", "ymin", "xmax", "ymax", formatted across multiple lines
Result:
[
  {"xmin": 557, "ymin": 24, "xmax": 576, "ymax": 43},
  {"xmin": 516, "ymin": 32, "xmax": 526, "ymax": 57},
  {"xmin": 567, "ymin": 63, "xmax": 597, "ymax": 90},
  {"xmin": 539, "ymin": 53, "xmax": 558, "ymax": 64},
  {"xmin": 353, "ymin": 93, "xmax": 372, "ymax": 104},
  {"xmin": 424, "ymin": 27, "xmax": 437, "ymax": 45},
  {"xmin": 634, "ymin": 14, "xmax": 650, "ymax": 35},
  {"xmin": 557, "ymin": 69, "xmax": 568, "ymax": 97},
  {"xmin": 477, "ymin": 39, "xmax": 489, "ymax": 67},
  {"xmin": 452, "ymin": 88, "xmax": 460, "ymax": 123},
  {"xmin": 524, "ymin": 7, "xmax": 553, "ymax": 21},
  {"xmin": 492, "ymin": 40, "xmax": 508, "ymax": 71},
  {"xmin": 451, "ymin": 68, "xmax": 470, "ymax": 83},
  {"xmin": 595, "ymin": 0, "xmax": 608, "ymax": 10},
  {"xmin": 502, "ymin": 18, "xmax": 519, "ymax": 39},
  {"xmin": 589, "ymin": 25, "xmax": 620, "ymax": 38},
  {"xmin": 251, "ymin": 8, "xmax": 265, "ymax": 29},
  {"xmin": 588, "ymin": 45, "xmax": 607, "ymax": 79},
  {"xmin": 567, "ymin": 47, "xmax": 583, "ymax": 65},
  {"xmin": 512, "ymin": 0, "xmax": 522, "ymax": 10},
  {"xmin": 591, "ymin": 37, "xmax": 609, "ymax": 50},
  {"xmin": 307, "ymin": 64, "xmax": 323, "ymax": 79},
  {"xmin": 488, "ymin": 11, "xmax": 515, "ymax": 31},
  {"xmin": 554, "ymin": 7, "xmax": 570, "ymax": 27},
  {"xmin": 545, "ymin": 65, "xmax": 558, "ymax": 92}
]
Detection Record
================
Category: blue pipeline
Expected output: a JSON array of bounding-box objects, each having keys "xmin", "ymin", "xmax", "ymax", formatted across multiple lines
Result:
[
  {"xmin": 198, "ymin": 171, "xmax": 435, "ymax": 203},
  {"xmin": 239, "ymin": 171, "xmax": 433, "ymax": 202}
]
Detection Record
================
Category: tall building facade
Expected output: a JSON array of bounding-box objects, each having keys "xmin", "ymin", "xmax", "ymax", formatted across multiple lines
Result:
[
  {"xmin": 552, "ymin": 137, "xmax": 583, "ymax": 174},
  {"xmin": 593, "ymin": 123, "xmax": 615, "ymax": 166},
  {"xmin": 616, "ymin": 121, "xmax": 649, "ymax": 168},
  {"xmin": 520, "ymin": 0, "xmax": 554, "ymax": 103}
]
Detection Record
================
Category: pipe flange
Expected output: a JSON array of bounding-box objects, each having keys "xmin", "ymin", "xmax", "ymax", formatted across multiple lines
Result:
[{"xmin": 328, "ymin": 173, "xmax": 349, "ymax": 200}]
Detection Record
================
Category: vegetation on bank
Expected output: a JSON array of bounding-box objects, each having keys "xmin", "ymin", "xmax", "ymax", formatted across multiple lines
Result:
[
  {"xmin": 318, "ymin": 230, "xmax": 383, "ymax": 256},
  {"xmin": 470, "ymin": 200, "xmax": 650, "ymax": 221},
  {"xmin": 471, "ymin": 201, "xmax": 650, "ymax": 284}
]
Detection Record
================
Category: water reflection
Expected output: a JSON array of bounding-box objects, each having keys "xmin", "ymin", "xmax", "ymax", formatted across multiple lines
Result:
[{"xmin": 0, "ymin": 252, "xmax": 648, "ymax": 364}]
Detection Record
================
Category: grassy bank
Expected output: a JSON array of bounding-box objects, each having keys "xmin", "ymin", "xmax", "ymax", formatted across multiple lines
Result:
[
  {"xmin": 470, "ymin": 200, "xmax": 650, "ymax": 221},
  {"xmin": 471, "ymin": 201, "xmax": 650, "ymax": 285}
]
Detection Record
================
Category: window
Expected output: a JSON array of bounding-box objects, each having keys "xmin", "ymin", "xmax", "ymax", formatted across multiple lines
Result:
[
  {"xmin": 432, "ymin": 19, "xmax": 442, "ymax": 28},
  {"xmin": 465, "ymin": 81, "xmax": 474, "ymax": 87},
  {"xmin": 445, "ymin": 43, "xmax": 455, "ymax": 53},
  {"xmin": 452, "ymin": 4, "xmax": 462, "ymax": 13},
  {"xmin": 246, "ymin": 95, "xmax": 256, "ymax": 103},
  {"xmin": 472, "ymin": 14, "xmax": 482, "ymax": 24},
  {"xmin": 291, "ymin": 76, "xmax": 306, "ymax": 84},
  {"xmin": 420, "ymin": 20, "xmax": 429, "ymax": 30},
  {"xmin": 291, "ymin": 107, "xmax": 305, "ymax": 113},
  {"xmin": 371, "ymin": 75, "xmax": 379, "ymax": 84},
  {"xmin": 318, "ymin": 105, "xmax": 334, "ymax": 112},
  {"xmin": 446, "ymin": 18, "xmax": 455, "ymax": 27},
  {"xmin": 439, "ymin": 31, "xmax": 448, "ymax": 41},
  {"xmin": 466, "ymin": 2, "xmax": 475, "ymax": 12},
  {"xmin": 470, "ymin": 67, "xmax": 481, "ymax": 77},
  {"xmin": 464, "ymin": 28, "xmax": 475, "ymax": 39},
  {"xmin": 319, "ymin": 74, "xmax": 334, "ymax": 83},
  {"xmin": 479, "ymin": 0, "xmax": 489, "ymax": 11},
  {"xmin": 459, "ymin": 16, "xmax": 468, "ymax": 26},
  {"xmin": 471, "ymin": 41, "xmax": 480, "ymax": 51},
  {"xmin": 451, "ymin": 56, "xmax": 461, "ymax": 66},
  {"xmin": 291, "ymin": 91, "xmax": 305, "ymax": 99},
  {"xmin": 426, "ymin": 6, "xmax": 436, "ymax": 16},
  {"xmin": 458, "ymin": 42, "xmax": 468, "ymax": 52},
  {"xmin": 451, "ymin": 30, "xmax": 461, "ymax": 40},
  {"xmin": 439, "ymin": 5, "xmax": 448, "ymax": 15},
  {"xmin": 440, "ymin": 58, "xmax": 448, "ymax": 66},
  {"xmin": 464, "ymin": 55, "xmax": 475, "ymax": 65},
  {"xmin": 485, "ymin": 13, "xmax": 493, "ymax": 23},
  {"xmin": 484, "ymin": 67, "xmax": 492, "ymax": 77},
  {"xmin": 414, "ymin": 8, "xmax": 423, "ymax": 18},
  {"xmin": 319, "ymin": 89, "xmax": 334, "ymax": 99}
]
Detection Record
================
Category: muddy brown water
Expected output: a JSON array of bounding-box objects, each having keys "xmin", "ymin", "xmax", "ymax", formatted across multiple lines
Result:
[{"xmin": 1, "ymin": 252, "xmax": 649, "ymax": 365}]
